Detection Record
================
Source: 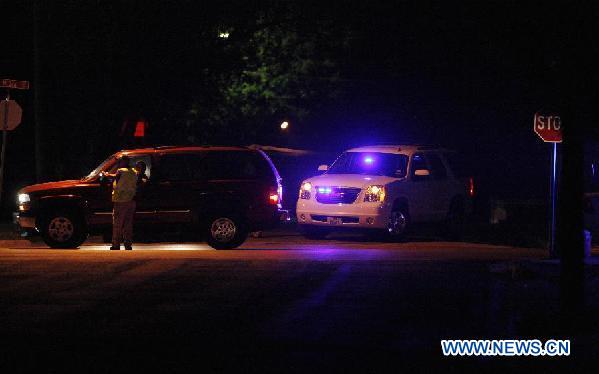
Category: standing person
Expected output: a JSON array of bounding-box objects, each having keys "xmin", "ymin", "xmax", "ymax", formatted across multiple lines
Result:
[
  {"xmin": 134, "ymin": 160, "xmax": 148, "ymax": 206},
  {"xmin": 134, "ymin": 160, "xmax": 148, "ymax": 184},
  {"xmin": 111, "ymin": 156, "xmax": 138, "ymax": 250}
]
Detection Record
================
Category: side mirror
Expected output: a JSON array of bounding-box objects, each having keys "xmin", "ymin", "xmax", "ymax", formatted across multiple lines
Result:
[
  {"xmin": 318, "ymin": 164, "xmax": 328, "ymax": 172},
  {"xmin": 414, "ymin": 169, "xmax": 430, "ymax": 177}
]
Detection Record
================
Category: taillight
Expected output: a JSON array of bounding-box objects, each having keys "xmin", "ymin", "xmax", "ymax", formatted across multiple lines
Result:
[
  {"xmin": 269, "ymin": 193, "xmax": 279, "ymax": 204},
  {"xmin": 468, "ymin": 177, "xmax": 475, "ymax": 197},
  {"xmin": 269, "ymin": 187, "xmax": 279, "ymax": 205}
]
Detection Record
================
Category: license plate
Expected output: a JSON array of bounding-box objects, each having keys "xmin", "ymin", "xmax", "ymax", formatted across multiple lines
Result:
[{"xmin": 327, "ymin": 217, "xmax": 342, "ymax": 225}]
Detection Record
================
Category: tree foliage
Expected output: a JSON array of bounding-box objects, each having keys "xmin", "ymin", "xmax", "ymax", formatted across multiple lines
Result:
[{"xmin": 188, "ymin": 7, "xmax": 347, "ymax": 145}]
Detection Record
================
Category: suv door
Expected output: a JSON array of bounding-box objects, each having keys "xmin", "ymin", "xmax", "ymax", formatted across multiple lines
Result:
[
  {"xmin": 423, "ymin": 152, "xmax": 452, "ymax": 219},
  {"xmin": 399, "ymin": 153, "xmax": 434, "ymax": 222},
  {"xmin": 144, "ymin": 153, "xmax": 205, "ymax": 224},
  {"xmin": 87, "ymin": 154, "xmax": 155, "ymax": 226},
  {"xmin": 86, "ymin": 158, "xmax": 117, "ymax": 226},
  {"xmin": 128, "ymin": 154, "xmax": 156, "ymax": 223}
]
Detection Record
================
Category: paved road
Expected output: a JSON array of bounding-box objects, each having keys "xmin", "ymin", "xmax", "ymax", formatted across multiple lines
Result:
[{"xmin": 1, "ymin": 232, "xmax": 597, "ymax": 372}]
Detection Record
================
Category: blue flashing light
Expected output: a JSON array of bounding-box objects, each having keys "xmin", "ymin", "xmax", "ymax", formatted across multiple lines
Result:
[
  {"xmin": 318, "ymin": 187, "xmax": 332, "ymax": 194},
  {"xmin": 364, "ymin": 156, "xmax": 374, "ymax": 164}
]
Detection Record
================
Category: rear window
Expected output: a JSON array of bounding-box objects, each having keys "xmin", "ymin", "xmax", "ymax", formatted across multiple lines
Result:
[
  {"xmin": 157, "ymin": 153, "xmax": 202, "ymax": 181},
  {"xmin": 426, "ymin": 153, "xmax": 447, "ymax": 180},
  {"xmin": 443, "ymin": 152, "xmax": 470, "ymax": 178},
  {"xmin": 201, "ymin": 151, "xmax": 273, "ymax": 180},
  {"xmin": 157, "ymin": 151, "xmax": 273, "ymax": 181}
]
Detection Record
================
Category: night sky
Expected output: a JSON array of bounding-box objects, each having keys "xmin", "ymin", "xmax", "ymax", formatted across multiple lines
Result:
[{"xmin": 1, "ymin": 1, "xmax": 597, "ymax": 215}]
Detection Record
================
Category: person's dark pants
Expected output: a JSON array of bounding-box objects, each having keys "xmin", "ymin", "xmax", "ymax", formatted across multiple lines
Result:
[{"xmin": 112, "ymin": 201, "xmax": 136, "ymax": 248}]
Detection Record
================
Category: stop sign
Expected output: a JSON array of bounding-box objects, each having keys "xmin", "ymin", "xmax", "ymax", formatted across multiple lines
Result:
[
  {"xmin": 534, "ymin": 112, "xmax": 562, "ymax": 142},
  {"xmin": 0, "ymin": 100, "xmax": 23, "ymax": 131}
]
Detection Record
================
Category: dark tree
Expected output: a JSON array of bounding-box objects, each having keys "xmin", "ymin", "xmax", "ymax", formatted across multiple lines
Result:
[{"xmin": 187, "ymin": 5, "xmax": 347, "ymax": 145}]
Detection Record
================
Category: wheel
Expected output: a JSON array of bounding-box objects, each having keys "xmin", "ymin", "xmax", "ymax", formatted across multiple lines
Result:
[
  {"xmin": 444, "ymin": 198, "xmax": 465, "ymax": 240},
  {"xmin": 206, "ymin": 215, "xmax": 248, "ymax": 249},
  {"xmin": 40, "ymin": 211, "xmax": 88, "ymax": 249},
  {"xmin": 298, "ymin": 225, "xmax": 330, "ymax": 240},
  {"xmin": 385, "ymin": 205, "xmax": 410, "ymax": 241}
]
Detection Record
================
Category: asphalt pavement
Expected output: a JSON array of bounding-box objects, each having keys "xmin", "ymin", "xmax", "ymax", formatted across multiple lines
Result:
[{"xmin": 1, "ymin": 230, "xmax": 598, "ymax": 372}]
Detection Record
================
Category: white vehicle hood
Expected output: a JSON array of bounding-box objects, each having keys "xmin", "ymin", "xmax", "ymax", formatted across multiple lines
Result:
[{"xmin": 305, "ymin": 173, "xmax": 400, "ymax": 189}]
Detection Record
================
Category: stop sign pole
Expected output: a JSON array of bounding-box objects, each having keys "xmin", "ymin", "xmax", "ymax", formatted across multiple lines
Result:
[
  {"xmin": 0, "ymin": 79, "xmax": 29, "ymax": 203},
  {"xmin": 534, "ymin": 112, "xmax": 563, "ymax": 258}
]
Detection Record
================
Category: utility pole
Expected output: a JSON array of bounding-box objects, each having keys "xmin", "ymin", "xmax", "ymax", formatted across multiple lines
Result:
[
  {"xmin": 0, "ymin": 80, "xmax": 29, "ymax": 202},
  {"xmin": 554, "ymin": 12, "xmax": 594, "ymax": 331},
  {"xmin": 556, "ymin": 109, "xmax": 585, "ymax": 330},
  {"xmin": 33, "ymin": 0, "xmax": 44, "ymax": 182}
]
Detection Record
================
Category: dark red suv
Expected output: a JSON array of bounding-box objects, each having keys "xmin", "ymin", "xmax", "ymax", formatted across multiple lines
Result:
[{"xmin": 16, "ymin": 146, "xmax": 284, "ymax": 249}]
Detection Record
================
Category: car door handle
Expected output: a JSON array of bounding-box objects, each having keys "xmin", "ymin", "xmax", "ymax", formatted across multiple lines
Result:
[{"xmin": 159, "ymin": 181, "xmax": 171, "ymax": 186}]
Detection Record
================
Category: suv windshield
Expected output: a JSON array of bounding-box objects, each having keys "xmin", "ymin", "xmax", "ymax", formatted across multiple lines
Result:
[{"xmin": 327, "ymin": 152, "xmax": 408, "ymax": 177}]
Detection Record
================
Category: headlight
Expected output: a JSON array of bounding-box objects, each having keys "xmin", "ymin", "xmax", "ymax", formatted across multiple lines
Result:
[
  {"xmin": 364, "ymin": 185, "xmax": 385, "ymax": 202},
  {"xmin": 18, "ymin": 193, "xmax": 31, "ymax": 211},
  {"xmin": 299, "ymin": 182, "xmax": 312, "ymax": 200}
]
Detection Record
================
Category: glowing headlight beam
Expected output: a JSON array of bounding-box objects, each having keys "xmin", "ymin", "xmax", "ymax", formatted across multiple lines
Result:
[
  {"xmin": 364, "ymin": 185, "xmax": 385, "ymax": 202},
  {"xmin": 299, "ymin": 182, "xmax": 312, "ymax": 199}
]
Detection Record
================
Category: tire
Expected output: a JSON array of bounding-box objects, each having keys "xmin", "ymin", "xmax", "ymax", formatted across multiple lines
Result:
[
  {"xmin": 444, "ymin": 198, "xmax": 465, "ymax": 240},
  {"xmin": 298, "ymin": 225, "xmax": 330, "ymax": 240},
  {"xmin": 40, "ymin": 211, "xmax": 88, "ymax": 249},
  {"xmin": 385, "ymin": 204, "xmax": 410, "ymax": 241},
  {"xmin": 206, "ymin": 215, "xmax": 248, "ymax": 249}
]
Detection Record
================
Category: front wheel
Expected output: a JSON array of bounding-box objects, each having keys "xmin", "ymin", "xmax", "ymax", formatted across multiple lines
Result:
[
  {"xmin": 385, "ymin": 207, "xmax": 410, "ymax": 241},
  {"xmin": 40, "ymin": 211, "xmax": 88, "ymax": 249},
  {"xmin": 206, "ymin": 216, "xmax": 248, "ymax": 249}
]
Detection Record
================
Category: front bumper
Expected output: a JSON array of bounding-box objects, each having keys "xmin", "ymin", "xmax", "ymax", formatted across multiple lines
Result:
[
  {"xmin": 13, "ymin": 212, "xmax": 38, "ymax": 237},
  {"xmin": 295, "ymin": 198, "xmax": 391, "ymax": 229},
  {"xmin": 14, "ymin": 212, "xmax": 36, "ymax": 229}
]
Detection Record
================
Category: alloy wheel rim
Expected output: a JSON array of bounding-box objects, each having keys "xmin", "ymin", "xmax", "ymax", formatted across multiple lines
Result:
[
  {"xmin": 48, "ymin": 217, "xmax": 74, "ymax": 242},
  {"xmin": 388, "ymin": 211, "xmax": 407, "ymax": 236},
  {"xmin": 211, "ymin": 218, "xmax": 237, "ymax": 242}
]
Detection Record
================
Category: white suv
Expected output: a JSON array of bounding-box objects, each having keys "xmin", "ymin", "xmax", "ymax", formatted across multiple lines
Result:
[{"xmin": 296, "ymin": 145, "xmax": 473, "ymax": 239}]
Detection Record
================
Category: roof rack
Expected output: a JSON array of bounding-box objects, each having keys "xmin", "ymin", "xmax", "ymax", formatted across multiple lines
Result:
[
  {"xmin": 153, "ymin": 145, "xmax": 186, "ymax": 150},
  {"xmin": 416, "ymin": 145, "xmax": 441, "ymax": 150}
]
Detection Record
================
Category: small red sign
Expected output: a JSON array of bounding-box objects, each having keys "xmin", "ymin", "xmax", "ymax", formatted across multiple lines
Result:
[
  {"xmin": 134, "ymin": 120, "xmax": 146, "ymax": 138},
  {"xmin": 534, "ymin": 112, "xmax": 562, "ymax": 143}
]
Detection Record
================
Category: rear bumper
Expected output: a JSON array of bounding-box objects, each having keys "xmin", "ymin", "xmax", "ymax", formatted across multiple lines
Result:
[
  {"xmin": 278, "ymin": 209, "xmax": 291, "ymax": 222},
  {"xmin": 247, "ymin": 208, "xmax": 290, "ymax": 231}
]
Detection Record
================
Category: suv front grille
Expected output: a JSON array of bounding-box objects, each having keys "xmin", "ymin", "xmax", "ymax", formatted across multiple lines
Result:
[{"xmin": 315, "ymin": 187, "xmax": 361, "ymax": 204}]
